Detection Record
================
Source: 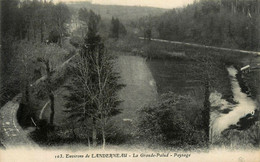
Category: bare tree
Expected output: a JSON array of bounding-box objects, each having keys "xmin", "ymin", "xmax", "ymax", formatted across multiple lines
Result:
[{"xmin": 64, "ymin": 41, "xmax": 123, "ymax": 149}]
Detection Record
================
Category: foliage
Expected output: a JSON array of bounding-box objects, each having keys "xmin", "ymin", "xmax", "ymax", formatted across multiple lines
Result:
[
  {"xmin": 136, "ymin": 92, "xmax": 207, "ymax": 147},
  {"xmin": 78, "ymin": 8, "xmax": 101, "ymax": 25},
  {"xmin": 70, "ymin": 36, "xmax": 84, "ymax": 48},
  {"xmin": 155, "ymin": 0, "xmax": 260, "ymax": 51},
  {"xmin": 64, "ymin": 47, "xmax": 123, "ymax": 147},
  {"xmin": 77, "ymin": 8, "xmax": 101, "ymax": 37},
  {"xmin": 214, "ymin": 121, "xmax": 260, "ymax": 148},
  {"xmin": 48, "ymin": 29, "xmax": 60, "ymax": 43},
  {"xmin": 64, "ymin": 10, "xmax": 124, "ymax": 147},
  {"xmin": 110, "ymin": 17, "xmax": 127, "ymax": 38},
  {"xmin": 1, "ymin": 0, "xmax": 71, "ymax": 106},
  {"xmin": 50, "ymin": 2, "xmax": 71, "ymax": 45},
  {"xmin": 3, "ymin": 39, "xmax": 69, "ymax": 127}
]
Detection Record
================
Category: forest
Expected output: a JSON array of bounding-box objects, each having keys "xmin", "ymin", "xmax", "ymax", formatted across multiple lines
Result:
[
  {"xmin": 133, "ymin": 0, "xmax": 260, "ymax": 51},
  {"xmin": 1, "ymin": 0, "xmax": 72, "ymax": 105},
  {"xmin": 159, "ymin": 0, "xmax": 260, "ymax": 51}
]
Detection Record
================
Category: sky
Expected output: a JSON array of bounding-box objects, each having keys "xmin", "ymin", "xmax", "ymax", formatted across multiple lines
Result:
[{"xmin": 55, "ymin": 0, "xmax": 195, "ymax": 9}]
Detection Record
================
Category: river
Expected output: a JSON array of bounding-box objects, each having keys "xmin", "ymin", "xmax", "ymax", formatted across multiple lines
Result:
[
  {"xmin": 113, "ymin": 55, "xmax": 157, "ymax": 123},
  {"xmin": 115, "ymin": 56, "xmax": 256, "ymax": 141},
  {"xmin": 211, "ymin": 66, "xmax": 256, "ymax": 138}
]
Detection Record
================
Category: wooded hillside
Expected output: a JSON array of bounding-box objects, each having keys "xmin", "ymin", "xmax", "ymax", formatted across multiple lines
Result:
[{"xmin": 155, "ymin": 0, "xmax": 260, "ymax": 51}]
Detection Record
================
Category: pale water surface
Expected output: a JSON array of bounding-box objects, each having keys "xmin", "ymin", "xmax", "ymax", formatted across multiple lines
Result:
[{"xmin": 211, "ymin": 66, "xmax": 256, "ymax": 137}]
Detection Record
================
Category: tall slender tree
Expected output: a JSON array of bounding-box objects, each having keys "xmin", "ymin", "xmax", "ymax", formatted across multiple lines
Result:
[
  {"xmin": 110, "ymin": 17, "xmax": 127, "ymax": 39},
  {"xmin": 64, "ymin": 10, "xmax": 123, "ymax": 148},
  {"xmin": 190, "ymin": 50, "xmax": 227, "ymax": 146},
  {"xmin": 51, "ymin": 2, "xmax": 71, "ymax": 46}
]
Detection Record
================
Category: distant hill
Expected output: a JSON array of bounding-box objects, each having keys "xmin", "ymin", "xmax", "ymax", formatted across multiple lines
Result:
[{"xmin": 66, "ymin": 1, "xmax": 168, "ymax": 22}]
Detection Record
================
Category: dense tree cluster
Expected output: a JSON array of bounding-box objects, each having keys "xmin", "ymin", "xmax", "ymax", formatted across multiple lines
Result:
[
  {"xmin": 1, "ymin": 0, "xmax": 71, "ymax": 45},
  {"xmin": 110, "ymin": 17, "xmax": 127, "ymax": 39},
  {"xmin": 156, "ymin": 0, "xmax": 260, "ymax": 51},
  {"xmin": 78, "ymin": 8, "xmax": 101, "ymax": 25},
  {"xmin": 77, "ymin": 8, "xmax": 101, "ymax": 37},
  {"xmin": 1, "ymin": 0, "xmax": 71, "ymax": 106}
]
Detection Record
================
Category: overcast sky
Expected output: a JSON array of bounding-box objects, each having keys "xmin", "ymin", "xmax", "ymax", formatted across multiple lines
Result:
[{"xmin": 56, "ymin": 0, "xmax": 195, "ymax": 9}]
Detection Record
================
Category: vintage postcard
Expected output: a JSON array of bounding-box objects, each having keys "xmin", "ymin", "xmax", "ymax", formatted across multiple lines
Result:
[{"xmin": 0, "ymin": 0, "xmax": 260, "ymax": 161}]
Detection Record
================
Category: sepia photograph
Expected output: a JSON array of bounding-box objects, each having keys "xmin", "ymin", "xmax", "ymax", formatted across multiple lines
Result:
[{"xmin": 0, "ymin": 0, "xmax": 260, "ymax": 161}]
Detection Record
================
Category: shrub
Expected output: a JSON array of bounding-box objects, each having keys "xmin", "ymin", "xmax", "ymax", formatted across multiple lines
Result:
[
  {"xmin": 214, "ymin": 121, "xmax": 260, "ymax": 149},
  {"xmin": 69, "ymin": 36, "xmax": 84, "ymax": 48},
  {"xmin": 48, "ymin": 29, "xmax": 60, "ymax": 43},
  {"xmin": 136, "ymin": 92, "xmax": 207, "ymax": 147}
]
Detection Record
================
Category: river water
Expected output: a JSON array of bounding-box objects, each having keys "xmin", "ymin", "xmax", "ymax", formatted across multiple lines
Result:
[
  {"xmin": 211, "ymin": 66, "xmax": 256, "ymax": 138},
  {"xmin": 115, "ymin": 56, "xmax": 256, "ymax": 140},
  {"xmin": 115, "ymin": 55, "xmax": 158, "ymax": 120}
]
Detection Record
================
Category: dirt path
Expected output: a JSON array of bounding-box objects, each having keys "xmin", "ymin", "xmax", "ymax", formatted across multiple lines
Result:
[{"xmin": 139, "ymin": 37, "xmax": 260, "ymax": 56}]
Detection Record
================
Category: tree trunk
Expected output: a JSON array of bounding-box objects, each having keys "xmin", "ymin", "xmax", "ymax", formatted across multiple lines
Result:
[
  {"xmin": 101, "ymin": 113, "xmax": 106, "ymax": 149},
  {"xmin": 27, "ymin": 28, "xmax": 30, "ymax": 41},
  {"xmin": 33, "ymin": 27, "xmax": 36, "ymax": 41},
  {"xmin": 25, "ymin": 80, "xmax": 30, "ymax": 105},
  {"xmin": 102, "ymin": 125, "xmax": 106, "ymax": 149},
  {"xmin": 49, "ymin": 92, "xmax": 55, "ymax": 125},
  {"xmin": 203, "ymin": 80, "xmax": 210, "ymax": 144},
  {"xmin": 256, "ymin": 0, "xmax": 259, "ymax": 14},
  {"xmin": 40, "ymin": 22, "xmax": 44, "ymax": 43},
  {"xmin": 45, "ymin": 61, "xmax": 55, "ymax": 125},
  {"xmin": 235, "ymin": 0, "xmax": 237, "ymax": 13},
  {"xmin": 72, "ymin": 127, "xmax": 77, "ymax": 139},
  {"xmin": 92, "ymin": 117, "xmax": 97, "ymax": 147},
  {"xmin": 59, "ymin": 34, "xmax": 62, "ymax": 47},
  {"xmin": 19, "ymin": 25, "xmax": 23, "ymax": 40},
  {"xmin": 58, "ymin": 33, "xmax": 63, "ymax": 47},
  {"xmin": 87, "ymin": 136, "xmax": 91, "ymax": 149}
]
